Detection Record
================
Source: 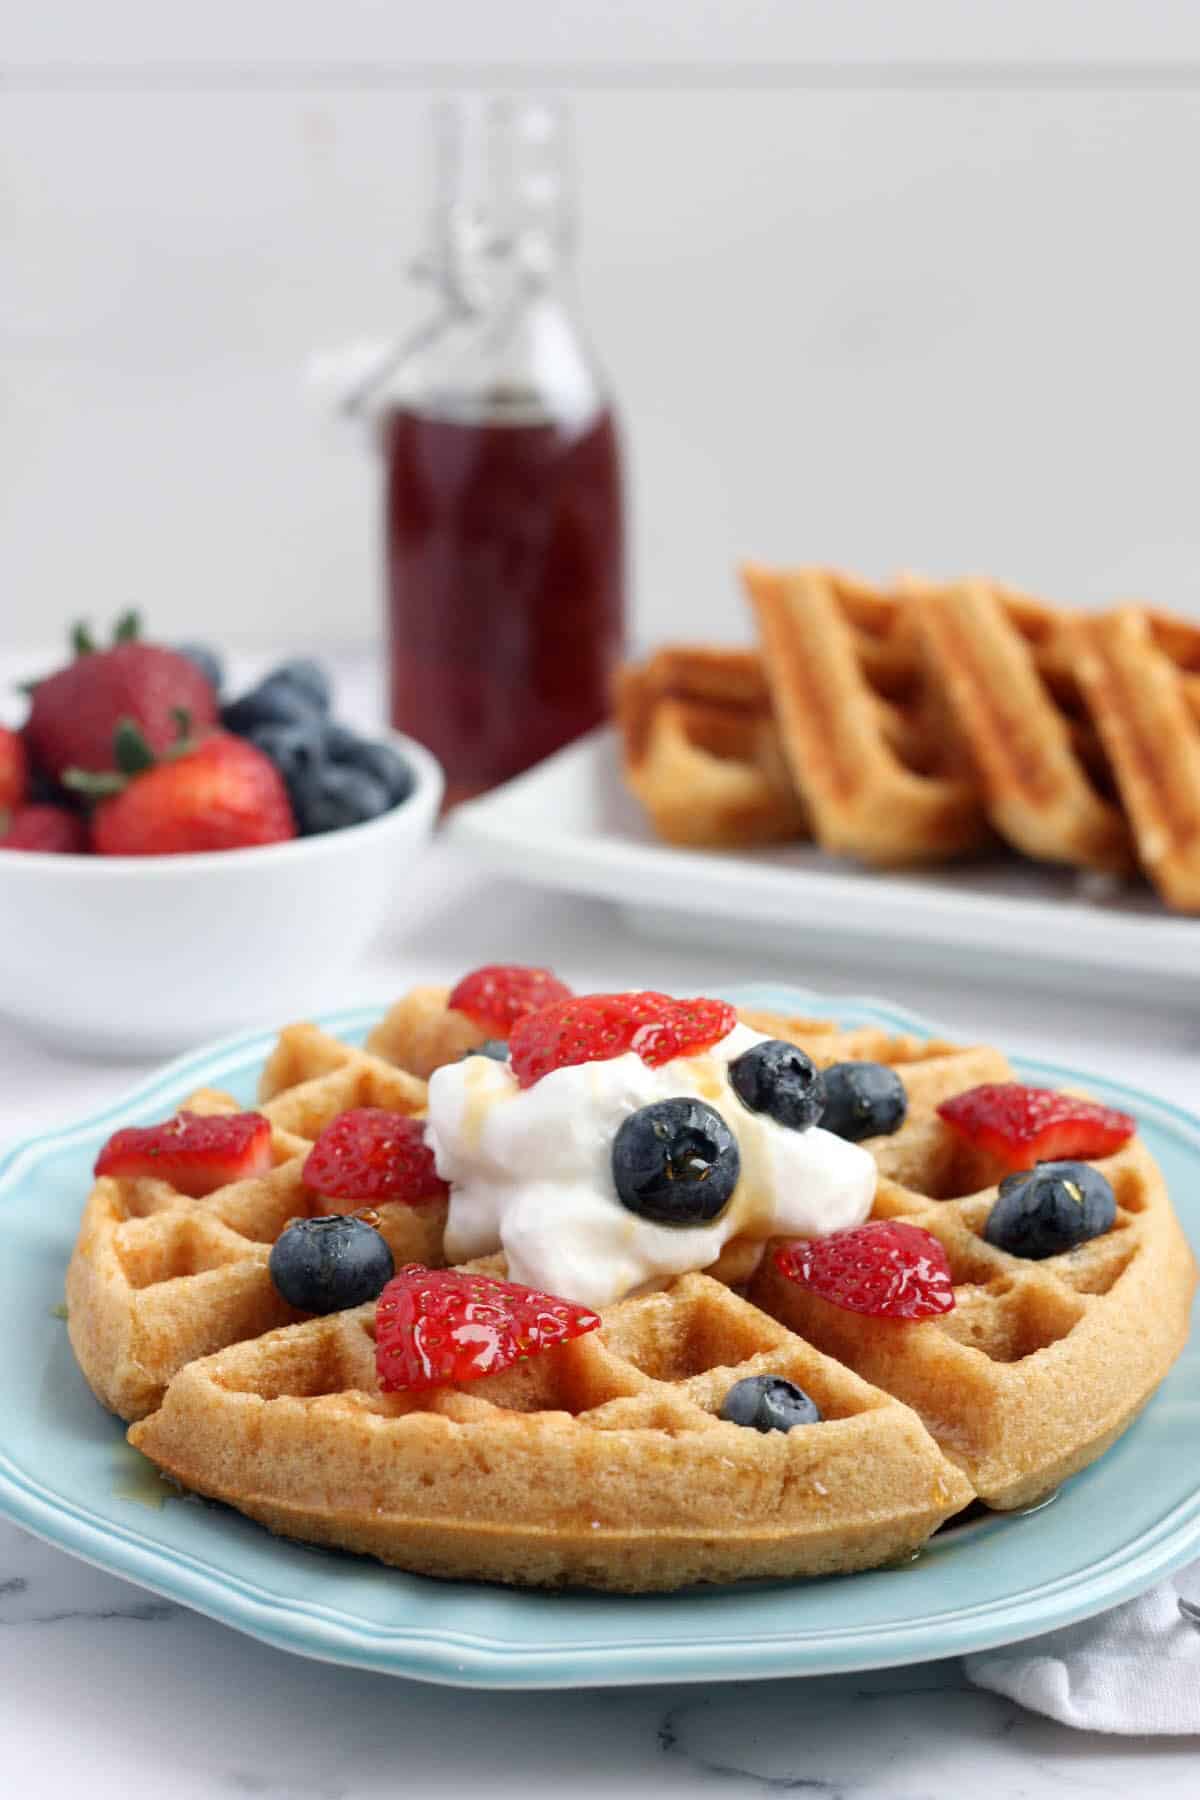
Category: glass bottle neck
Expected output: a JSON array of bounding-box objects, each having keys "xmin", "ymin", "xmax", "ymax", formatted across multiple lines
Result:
[{"xmin": 430, "ymin": 96, "xmax": 575, "ymax": 315}]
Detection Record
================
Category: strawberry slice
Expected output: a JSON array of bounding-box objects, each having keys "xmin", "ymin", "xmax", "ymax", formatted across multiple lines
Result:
[
  {"xmin": 94, "ymin": 1109, "xmax": 272, "ymax": 1196},
  {"xmin": 509, "ymin": 991, "xmax": 737, "ymax": 1089},
  {"xmin": 448, "ymin": 964, "xmax": 573, "ymax": 1036},
  {"xmin": 774, "ymin": 1222, "xmax": 956, "ymax": 1320},
  {"xmin": 302, "ymin": 1108, "xmax": 448, "ymax": 1205},
  {"xmin": 937, "ymin": 1083, "xmax": 1135, "ymax": 1173},
  {"xmin": 375, "ymin": 1264, "xmax": 601, "ymax": 1391}
]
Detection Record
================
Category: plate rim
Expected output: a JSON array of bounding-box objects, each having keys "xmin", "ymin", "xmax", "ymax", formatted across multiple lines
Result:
[{"xmin": 1, "ymin": 986, "xmax": 1198, "ymax": 1689}]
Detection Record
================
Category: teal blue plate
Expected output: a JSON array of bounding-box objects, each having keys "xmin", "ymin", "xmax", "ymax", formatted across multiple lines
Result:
[{"xmin": 1, "ymin": 985, "xmax": 1197, "ymax": 1689}]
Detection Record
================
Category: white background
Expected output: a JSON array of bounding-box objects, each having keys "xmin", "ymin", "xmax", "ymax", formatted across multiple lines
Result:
[{"xmin": 5, "ymin": 1, "xmax": 1200, "ymax": 653}]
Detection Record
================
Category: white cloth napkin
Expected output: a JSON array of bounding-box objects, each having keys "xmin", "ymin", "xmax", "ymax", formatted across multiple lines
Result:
[{"xmin": 965, "ymin": 1570, "xmax": 1200, "ymax": 1733}]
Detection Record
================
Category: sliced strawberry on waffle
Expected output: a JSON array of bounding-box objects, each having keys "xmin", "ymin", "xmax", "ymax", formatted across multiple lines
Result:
[
  {"xmin": 94, "ymin": 1110, "xmax": 272, "ymax": 1196},
  {"xmin": 937, "ymin": 1083, "xmax": 1135, "ymax": 1173},
  {"xmin": 509, "ymin": 991, "xmax": 737, "ymax": 1089},
  {"xmin": 375, "ymin": 1264, "xmax": 601, "ymax": 1391},
  {"xmin": 302, "ymin": 1108, "xmax": 448, "ymax": 1205},
  {"xmin": 448, "ymin": 964, "xmax": 573, "ymax": 1036},
  {"xmin": 774, "ymin": 1222, "xmax": 956, "ymax": 1320}
]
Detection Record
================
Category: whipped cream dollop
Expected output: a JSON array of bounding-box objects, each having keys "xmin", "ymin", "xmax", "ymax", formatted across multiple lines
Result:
[{"xmin": 425, "ymin": 1023, "xmax": 876, "ymax": 1310}]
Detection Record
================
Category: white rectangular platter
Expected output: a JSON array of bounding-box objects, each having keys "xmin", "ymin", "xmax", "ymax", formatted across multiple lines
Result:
[{"xmin": 447, "ymin": 729, "xmax": 1200, "ymax": 1006}]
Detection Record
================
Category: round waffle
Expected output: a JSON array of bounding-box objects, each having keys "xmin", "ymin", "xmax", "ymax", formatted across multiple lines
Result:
[{"xmin": 67, "ymin": 991, "xmax": 1196, "ymax": 1591}]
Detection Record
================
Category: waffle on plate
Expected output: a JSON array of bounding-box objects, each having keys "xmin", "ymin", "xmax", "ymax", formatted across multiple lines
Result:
[
  {"xmin": 67, "ymin": 979, "xmax": 1195, "ymax": 1592},
  {"xmin": 613, "ymin": 645, "xmax": 806, "ymax": 849},
  {"xmin": 617, "ymin": 563, "xmax": 1200, "ymax": 911}
]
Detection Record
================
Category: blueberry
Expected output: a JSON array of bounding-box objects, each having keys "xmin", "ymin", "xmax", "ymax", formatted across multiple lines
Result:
[
  {"xmin": 175, "ymin": 642, "xmax": 224, "ymax": 693},
  {"xmin": 611, "ymin": 1098, "xmax": 740, "ymax": 1227},
  {"xmin": 268, "ymin": 1215, "xmax": 395, "ymax": 1313},
  {"xmin": 985, "ymin": 1161, "xmax": 1116, "ymax": 1260},
  {"xmin": 459, "ymin": 1039, "xmax": 509, "ymax": 1062},
  {"xmin": 819, "ymin": 1062, "xmax": 907, "ymax": 1142},
  {"xmin": 323, "ymin": 725, "xmax": 415, "ymax": 806},
  {"xmin": 245, "ymin": 720, "xmax": 324, "ymax": 791},
  {"xmin": 321, "ymin": 722, "xmax": 361, "ymax": 760},
  {"xmin": 222, "ymin": 676, "xmax": 319, "ymax": 736},
  {"xmin": 268, "ymin": 658, "xmax": 332, "ymax": 715},
  {"xmin": 292, "ymin": 762, "xmax": 392, "ymax": 835},
  {"xmin": 729, "ymin": 1039, "xmax": 825, "ymax": 1132},
  {"xmin": 719, "ymin": 1374, "xmax": 822, "ymax": 1432}
]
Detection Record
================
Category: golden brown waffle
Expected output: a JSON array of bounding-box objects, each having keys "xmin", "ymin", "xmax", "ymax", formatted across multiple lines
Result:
[
  {"xmin": 742, "ymin": 565, "xmax": 987, "ymax": 866},
  {"xmin": 66, "ymin": 1029, "xmax": 441, "ymax": 1420},
  {"xmin": 128, "ymin": 1264, "xmax": 973, "ymax": 1591},
  {"xmin": 366, "ymin": 985, "xmax": 492, "ymax": 1081},
  {"xmin": 736, "ymin": 1007, "xmax": 1008, "ymax": 1087},
  {"xmin": 752, "ymin": 1128, "xmax": 1195, "ymax": 1508},
  {"xmin": 1074, "ymin": 606, "xmax": 1200, "ymax": 912},
  {"xmin": 906, "ymin": 578, "xmax": 1133, "ymax": 874},
  {"xmin": 614, "ymin": 647, "xmax": 807, "ymax": 849},
  {"xmin": 69, "ymin": 996, "xmax": 1194, "ymax": 1592}
]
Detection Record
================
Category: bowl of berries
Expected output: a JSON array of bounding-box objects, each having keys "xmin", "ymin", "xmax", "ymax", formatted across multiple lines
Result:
[{"xmin": 0, "ymin": 619, "xmax": 442, "ymax": 1055}]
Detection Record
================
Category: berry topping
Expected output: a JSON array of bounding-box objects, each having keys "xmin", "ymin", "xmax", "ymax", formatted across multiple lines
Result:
[
  {"xmin": 448, "ymin": 965, "xmax": 573, "ymax": 1037},
  {"xmin": 375, "ymin": 1264, "xmax": 601, "ymax": 1391},
  {"xmin": 729, "ymin": 1039, "xmax": 825, "ymax": 1132},
  {"xmin": 269, "ymin": 1215, "xmax": 395, "ymax": 1314},
  {"xmin": 0, "ymin": 804, "xmax": 87, "ymax": 854},
  {"xmin": 819, "ymin": 1062, "xmax": 908, "ymax": 1142},
  {"xmin": 937, "ymin": 1084, "xmax": 1135, "ymax": 1173},
  {"xmin": 0, "ymin": 726, "xmax": 29, "ymax": 815},
  {"xmin": 85, "ymin": 730, "xmax": 296, "ymax": 856},
  {"xmin": 611, "ymin": 1098, "xmax": 741, "ymax": 1227},
  {"xmin": 94, "ymin": 1110, "xmax": 272, "ymax": 1197},
  {"xmin": 774, "ymin": 1221, "xmax": 956, "ymax": 1320},
  {"xmin": 719, "ymin": 1374, "xmax": 822, "ymax": 1432},
  {"xmin": 302, "ymin": 1109, "xmax": 448, "ymax": 1205},
  {"xmin": 26, "ymin": 618, "xmax": 218, "ymax": 779},
  {"xmin": 510, "ymin": 991, "xmax": 737, "ymax": 1089},
  {"xmin": 984, "ymin": 1161, "xmax": 1117, "ymax": 1260}
]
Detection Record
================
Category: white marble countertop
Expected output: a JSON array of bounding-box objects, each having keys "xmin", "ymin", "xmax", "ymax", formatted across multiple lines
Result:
[{"xmin": 2, "ymin": 652, "xmax": 1199, "ymax": 1795}]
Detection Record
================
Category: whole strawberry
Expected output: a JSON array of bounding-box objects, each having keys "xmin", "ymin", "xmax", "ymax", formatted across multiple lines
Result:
[
  {"xmin": 0, "ymin": 804, "xmax": 87, "ymax": 854},
  {"xmin": 0, "ymin": 726, "xmax": 28, "ymax": 815},
  {"xmin": 27, "ymin": 614, "xmax": 218, "ymax": 779},
  {"xmin": 85, "ymin": 727, "xmax": 295, "ymax": 856}
]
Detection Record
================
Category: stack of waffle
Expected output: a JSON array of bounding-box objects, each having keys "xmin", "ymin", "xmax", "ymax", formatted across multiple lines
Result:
[{"xmin": 615, "ymin": 566, "xmax": 1200, "ymax": 911}]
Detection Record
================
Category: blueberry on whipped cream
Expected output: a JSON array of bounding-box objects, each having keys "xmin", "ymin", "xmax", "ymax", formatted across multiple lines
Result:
[{"xmin": 424, "ymin": 1022, "xmax": 877, "ymax": 1311}]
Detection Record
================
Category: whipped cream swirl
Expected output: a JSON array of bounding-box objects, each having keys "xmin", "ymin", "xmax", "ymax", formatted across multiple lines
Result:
[{"xmin": 424, "ymin": 1024, "xmax": 876, "ymax": 1311}]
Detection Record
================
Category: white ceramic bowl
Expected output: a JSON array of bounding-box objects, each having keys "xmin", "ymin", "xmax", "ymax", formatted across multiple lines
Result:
[{"xmin": 0, "ymin": 731, "xmax": 443, "ymax": 1057}]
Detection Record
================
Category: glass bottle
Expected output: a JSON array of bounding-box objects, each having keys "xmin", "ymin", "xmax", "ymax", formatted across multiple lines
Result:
[{"xmin": 366, "ymin": 97, "xmax": 625, "ymax": 807}]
